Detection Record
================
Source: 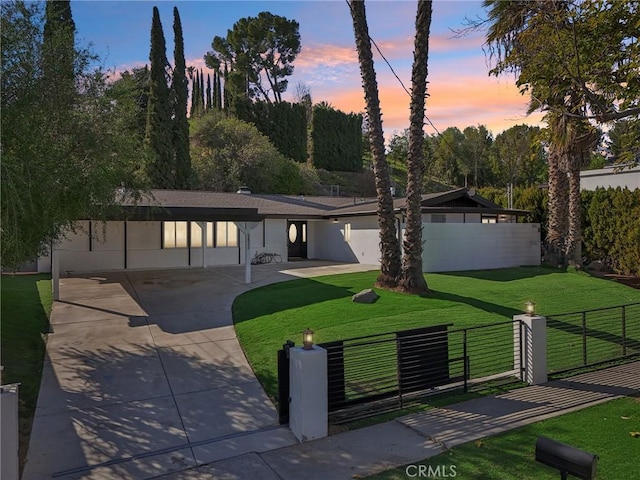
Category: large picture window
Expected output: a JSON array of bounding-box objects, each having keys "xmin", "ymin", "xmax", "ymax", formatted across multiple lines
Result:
[
  {"xmin": 163, "ymin": 221, "xmax": 188, "ymax": 248},
  {"xmin": 163, "ymin": 221, "xmax": 237, "ymax": 248},
  {"xmin": 216, "ymin": 221, "xmax": 238, "ymax": 247},
  {"xmin": 190, "ymin": 222, "xmax": 214, "ymax": 248}
]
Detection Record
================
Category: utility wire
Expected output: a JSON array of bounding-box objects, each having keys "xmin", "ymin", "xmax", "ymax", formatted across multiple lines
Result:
[{"xmin": 345, "ymin": 0, "xmax": 462, "ymax": 172}]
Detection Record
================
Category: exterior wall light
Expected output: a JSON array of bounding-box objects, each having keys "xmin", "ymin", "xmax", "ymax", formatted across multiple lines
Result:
[
  {"xmin": 303, "ymin": 328, "xmax": 315, "ymax": 350},
  {"xmin": 332, "ymin": 218, "xmax": 338, "ymax": 223},
  {"xmin": 526, "ymin": 300, "xmax": 536, "ymax": 316}
]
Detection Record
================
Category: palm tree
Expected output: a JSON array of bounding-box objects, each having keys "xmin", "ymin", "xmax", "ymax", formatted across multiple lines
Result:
[
  {"xmin": 398, "ymin": 0, "xmax": 432, "ymax": 294},
  {"xmin": 348, "ymin": 0, "xmax": 401, "ymax": 288}
]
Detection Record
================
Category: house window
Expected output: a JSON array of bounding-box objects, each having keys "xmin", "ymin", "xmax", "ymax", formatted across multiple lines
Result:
[
  {"xmin": 431, "ymin": 214, "xmax": 446, "ymax": 223},
  {"xmin": 482, "ymin": 216, "xmax": 497, "ymax": 224},
  {"xmin": 163, "ymin": 221, "xmax": 188, "ymax": 248},
  {"xmin": 344, "ymin": 223, "xmax": 351, "ymax": 242},
  {"xmin": 216, "ymin": 221, "xmax": 238, "ymax": 247},
  {"xmin": 190, "ymin": 222, "xmax": 214, "ymax": 248}
]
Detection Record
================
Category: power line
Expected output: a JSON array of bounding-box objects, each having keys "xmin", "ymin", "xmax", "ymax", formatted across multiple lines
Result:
[{"xmin": 345, "ymin": 0, "xmax": 460, "ymax": 160}]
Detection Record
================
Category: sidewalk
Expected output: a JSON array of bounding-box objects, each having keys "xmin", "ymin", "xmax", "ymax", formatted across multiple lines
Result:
[{"xmin": 158, "ymin": 361, "xmax": 640, "ymax": 480}]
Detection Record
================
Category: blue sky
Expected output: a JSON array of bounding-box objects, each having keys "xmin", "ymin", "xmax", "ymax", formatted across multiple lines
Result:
[{"xmin": 72, "ymin": 0, "xmax": 543, "ymax": 137}]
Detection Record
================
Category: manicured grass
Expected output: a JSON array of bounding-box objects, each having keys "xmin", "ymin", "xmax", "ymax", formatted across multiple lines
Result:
[
  {"xmin": 233, "ymin": 267, "xmax": 640, "ymax": 400},
  {"xmin": 367, "ymin": 396, "xmax": 640, "ymax": 480},
  {"xmin": 1, "ymin": 274, "xmax": 52, "ymax": 467}
]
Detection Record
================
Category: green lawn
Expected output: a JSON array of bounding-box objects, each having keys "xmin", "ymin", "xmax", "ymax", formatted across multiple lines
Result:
[
  {"xmin": 1, "ymin": 274, "xmax": 52, "ymax": 468},
  {"xmin": 233, "ymin": 267, "xmax": 640, "ymax": 400},
  {"xmin": 367, "ymin": 396, "xmax": 640, "ymax": 480}
]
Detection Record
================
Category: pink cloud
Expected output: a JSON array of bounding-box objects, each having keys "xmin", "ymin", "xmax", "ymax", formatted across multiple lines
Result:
[{"xmin": 311, "ymin": 70, "xmax": 544, "ymax": 139}]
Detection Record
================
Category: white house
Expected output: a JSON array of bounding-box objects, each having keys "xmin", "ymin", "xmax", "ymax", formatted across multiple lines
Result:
[{"xmin": 37, "ymin": 188, "xmax": 540, "ymax": 275}]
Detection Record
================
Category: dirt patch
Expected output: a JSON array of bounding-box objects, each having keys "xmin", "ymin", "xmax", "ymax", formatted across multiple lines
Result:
[
  {"xmin": 588, "ymin": 270, "xmax": 640, "ymax": 290},
  {"xmin": 601, "ymin": 274, "xmax": 640, "ymax": 290}
]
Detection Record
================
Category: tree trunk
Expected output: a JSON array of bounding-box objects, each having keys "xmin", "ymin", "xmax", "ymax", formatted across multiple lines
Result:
[
  {"xmin": 349, "ymin": 0, "xmax": 400, "ymax": 288},
  {"xmin": 546, "ymin": 146, "xmax": 569, "ymax": 266},
  {"xmin": 398, "ymin": 0, "xmax": 431, "ymax": 295},
  {"xmin": 565, "ymin": 151, "xmax": 581, "ymax": 265}
]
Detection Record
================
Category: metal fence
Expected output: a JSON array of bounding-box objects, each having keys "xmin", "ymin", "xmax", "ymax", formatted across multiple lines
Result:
[
  {"xmin": 547, "ymin": 303, "xmax": 640, "ymax": 376},
  {"xmin": 317, "ymin": 319, "xmax": 522, "ymax": 423}
]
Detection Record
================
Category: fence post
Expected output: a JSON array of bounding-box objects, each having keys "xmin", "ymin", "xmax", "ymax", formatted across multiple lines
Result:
[
  {"xmin": 289, "ymin": 345, "xmax": 328, "ymax": 442},
  {"xmin": 622, "ymin": 306, "xmax": 627, "ymax": 357},
  {"xmin": 581, "ymin": 312, "xmax": 588, "ymax": 366},
  {"xmin": 463, "ymin": 329, "xmax": 468, "ymax": 393},
  {"xmin": 1, "ymin": 383, "xmax": 20, "ymax": 480},
  {"xmin": 514, "ymin": 314, "xmax": 547, "ymax": 385}
]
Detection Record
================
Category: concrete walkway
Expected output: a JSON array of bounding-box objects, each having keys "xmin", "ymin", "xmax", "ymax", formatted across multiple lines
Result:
[
  {"xmin": 22, "ymin": 261, "xmax": 377, "ymax": 480},
  {"xmin": 22, "ymin": 263, "xmax": 640, "ymax": 479}
]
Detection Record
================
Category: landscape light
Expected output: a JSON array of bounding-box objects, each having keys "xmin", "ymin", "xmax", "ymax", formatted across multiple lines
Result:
[
  {"xmin": 302, "ymin": 328, "xmax": 314, "ymax": 350},
  {"xmin": 526, "ymin": 300, "xmax": 536, "ymax": 316}
]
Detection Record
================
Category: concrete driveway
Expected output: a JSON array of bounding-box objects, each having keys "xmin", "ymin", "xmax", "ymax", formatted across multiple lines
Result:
[{"xmin": 23, "ymin": 261, "xmax": 376, "ymax": 480}]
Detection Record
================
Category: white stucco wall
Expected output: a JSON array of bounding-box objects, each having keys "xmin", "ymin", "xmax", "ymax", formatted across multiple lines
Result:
[
  {"xmin": 309, "ymin": 216, "xmax": 383, "ymax": 265},
  {"xmin": 42, "ymin": 218, "xmax": 291, "ymax": 273},
  {"xmin": 580, "ymin": 166, "xmax": 640, "ymax": 191},
  {"xmin": 57, "ymin": 221, "xmax": 126, "ymax": 272},
  {"xmin": 422, "ymin": 223, "xmax": 541, "ymax": 272}
]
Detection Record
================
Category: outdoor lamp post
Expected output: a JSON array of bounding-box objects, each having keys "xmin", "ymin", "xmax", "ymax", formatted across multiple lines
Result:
[
  {"xmin": 303, "ymin": 328, "xmax": 314, "ymax": 350},
  {"xmin": 526, "ymin": 300, "xmax": 536, "ymax": 316}
]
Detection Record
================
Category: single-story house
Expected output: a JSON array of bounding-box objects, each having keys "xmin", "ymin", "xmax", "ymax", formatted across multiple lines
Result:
[{"xmin": 37, "ymin": 187, "xmax": 541, "ymax": 275}]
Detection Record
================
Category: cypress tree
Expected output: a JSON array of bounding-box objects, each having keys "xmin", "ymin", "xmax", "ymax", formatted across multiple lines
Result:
[
  {"xmin": 223, "ymin": 63, "xmax": 231, "ymax": 110},
  {"xmin": 190, "ymin": 70, "xmax": 197, "ymax": 117},
  {"xmin": 194, "ymin": 70, "xmax": 201, "ymax": 116},
  {"xmin": 199, "ymin": 69, "xmax": 205, "ymax": 112},
  {"xmin": 145, "ymin": 6, "xmax": 174, "ymax": 188},
  {"xmin": 206, "ymin": 73, "xmax": 212, "ymax": 111},
  {"xmin": 172, "ymin": 6, "xmax": 191, "ymax": 189},
  {"xmin": 216, "ymin": 70, "xmax": 223, "ymax": 110},
  {"xmin": 212, "ymin": 71, "xmax": 218, "ymax": 110},
  {"xmin": 43, "ymin": 1, "xmax": 76, "ymax": 114}
]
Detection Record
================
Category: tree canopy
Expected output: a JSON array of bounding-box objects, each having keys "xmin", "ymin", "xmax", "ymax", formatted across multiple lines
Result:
[
  {"xmin": 204, "ymin": 11, "xmax": 301, "ymax": 103},
  {"xmin": 190, "ymin": 112, "xmax": 313, "ymax": 194},
  {"xmin": 484, "ymin": 0, "xmax": 640, "ymax": 124},
  {"xmin": 1, "ymin": 0, "xmax": 142, "ymax": 267}
]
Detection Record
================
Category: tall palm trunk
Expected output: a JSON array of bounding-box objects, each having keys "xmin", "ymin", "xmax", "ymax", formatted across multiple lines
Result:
[
  {"xmin": 398, "ymin": 0, "xmax": 431, "ymax": 294},
  {"xmin": 565, "ymin": 121, "xmax": 597, "ymax": 265},
  {"xmin": 547, "ymin": 114, "xmax": 569, "ymax": 265},
  {"xmin": 349, "ymin": 0, "xmax": 401, "ymax": 288},
  {"xmin": 548, "ymin": 111, "xmax": 595, "ymax": 267}
]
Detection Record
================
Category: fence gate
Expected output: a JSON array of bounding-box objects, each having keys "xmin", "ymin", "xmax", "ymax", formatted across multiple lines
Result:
[
  {"xmin": 278, "ymin": 319, "xmax": 525, "ymax": 424},
  {"xmin": 318, "ymin": 323, "xmax": 454, "ymax": 421},
  {"xmin": 276, "ymin": 341, "xmax": 294, "ymax": 425}
]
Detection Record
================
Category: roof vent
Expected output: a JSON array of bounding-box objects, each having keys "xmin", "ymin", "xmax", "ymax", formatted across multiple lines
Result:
[{"xmin": 236, "ymin": 186, "xmax": 251, "ymax": 194}]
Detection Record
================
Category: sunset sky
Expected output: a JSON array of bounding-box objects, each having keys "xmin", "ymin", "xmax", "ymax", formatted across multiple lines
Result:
[{"xmin": 72, "ymin": 0, "xmax": 545, "ymax": 140}]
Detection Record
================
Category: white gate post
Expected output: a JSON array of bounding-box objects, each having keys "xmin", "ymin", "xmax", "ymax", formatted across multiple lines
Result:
[
  {"xmin": 289, "ymin": 346, "xmax": 328, "ymax": 442},
  {"xmin": 1, "ymin": 383, "xmax": 20, "ymax": 480},
  {"xmin": 514, "ymin": 314, "xmax": 547, "ymax": 385}
]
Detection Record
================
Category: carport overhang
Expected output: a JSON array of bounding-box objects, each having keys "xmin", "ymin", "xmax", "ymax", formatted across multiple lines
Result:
[{"xmin": 51, "ymin": 206, "xmax": 264, "ymax": 300}]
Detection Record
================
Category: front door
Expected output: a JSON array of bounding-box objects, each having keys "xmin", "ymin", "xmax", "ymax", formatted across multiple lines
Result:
[{"xmin": 287, "ymin": 221, "xmax": 307, "ymax": 259}]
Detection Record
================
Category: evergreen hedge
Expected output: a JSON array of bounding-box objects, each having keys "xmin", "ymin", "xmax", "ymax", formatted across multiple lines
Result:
[
  {"xmin": 479, "ymin": 186, "xmax": 640, "ymax": 276},
  {"xmin": 234, "ymin": 99, "xmax": 307, "ymax": 163},
  {"xmin": 310, "ymin": 105, "xmax": 363, "ymax": 172}
]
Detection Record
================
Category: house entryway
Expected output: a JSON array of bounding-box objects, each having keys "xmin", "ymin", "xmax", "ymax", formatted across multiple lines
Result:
[{"xmin": 287, "ymin": 221, "xmax": 307, "ymax": 260}]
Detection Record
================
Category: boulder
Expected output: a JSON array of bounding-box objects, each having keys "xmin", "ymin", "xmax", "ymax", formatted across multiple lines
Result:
[
  {"xmin": 588, "ymin": 260, "xmax": 604, "ymax": 272},
  {"xmin": 352, "ymin": 288, "xmax": 379, "ymax": 304}
]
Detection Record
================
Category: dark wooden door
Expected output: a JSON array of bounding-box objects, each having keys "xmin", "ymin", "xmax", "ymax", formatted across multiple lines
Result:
[{"xmin": 287, "ymin": 221, "xmax": 307, "ymax": 259}]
